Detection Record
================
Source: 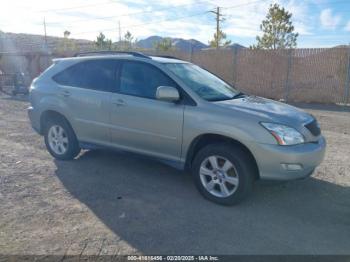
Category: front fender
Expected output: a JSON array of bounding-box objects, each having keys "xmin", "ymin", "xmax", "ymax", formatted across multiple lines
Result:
[{"xmin": 181, "ymin": 105, "xmax": 276, "ymax": 162}]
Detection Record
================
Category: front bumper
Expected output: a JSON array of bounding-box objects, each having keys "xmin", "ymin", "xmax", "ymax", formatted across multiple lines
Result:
[
  {"xmin": 27, "ymin": 106, "xmax": 41, "ymax": 134},
  {"xmin": 250, "ymin": 136, "xmax": 326, "ymax": 180}
]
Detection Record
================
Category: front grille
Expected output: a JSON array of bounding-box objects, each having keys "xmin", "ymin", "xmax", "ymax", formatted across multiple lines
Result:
[{"xmin": 305, "ymin": 119, "xmax": 321, "ymax": 136}]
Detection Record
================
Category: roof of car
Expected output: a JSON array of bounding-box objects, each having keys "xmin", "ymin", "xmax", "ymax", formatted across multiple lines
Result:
[
  {"xmin": 149, "ymin": 56, "xmax": 187, "ymax": 63},
  {"xmin": 53, "ymin": 52, "xmax": 188, "ymax": 64}
]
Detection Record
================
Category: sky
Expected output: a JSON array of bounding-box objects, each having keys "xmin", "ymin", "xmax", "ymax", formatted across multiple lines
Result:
[{"xmin": 0, "ymin": 0, "xmax": 349, "ymax": 48}]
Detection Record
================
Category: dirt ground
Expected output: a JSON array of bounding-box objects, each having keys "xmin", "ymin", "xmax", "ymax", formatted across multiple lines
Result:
[{"xmin": 0, "ymin": 93, "xmax": 349, "ymax": 256}]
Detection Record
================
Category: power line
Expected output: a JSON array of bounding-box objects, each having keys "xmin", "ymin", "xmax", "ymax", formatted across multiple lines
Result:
[
  {"xmin": 221, "ymin": 0, "xmax": 350, "ymax": 10},
  {"xmin": 47, "ymin": 1, "xmax": 267, "ymax": 38},
  {"xmin": 207, "ymin": 1, "xmax": 262, "ymax": 50},
  {"xmin": 6, "ymin": 0, "xmax": 350, "ymax": 47},
  {"xmin": 73, "ymin": 10, "xmax": 210, "ymax": 36},
  {"xmin": 311, "ymin": 0, "xmax": 350, "ymax": 5},
  {"xmin": 36, "ymin": 0, "xmax": 116, "ymax": 13},
  {"xmin": 32, "ymin": 0, "xmax": 350, "ymax": 15},
  {"xmin": 2, "ymin": 0, "xmax": 265, "ymax": 34},
  {"xmin": 221, "ymin": 0, "xmax": 268, "ymax": 10},
  {"xmin": 45, "ymin": 0, "xmax": 214, "ymax": 25},
  {"xmin": 42, "ymin": 0, "xmax": 350, "ymax": 24}
]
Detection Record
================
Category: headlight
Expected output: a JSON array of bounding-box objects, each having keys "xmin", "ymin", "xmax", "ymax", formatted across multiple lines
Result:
[{"xmin": 260, "ymin": 122, "xmax": 305, "ymax": 145}]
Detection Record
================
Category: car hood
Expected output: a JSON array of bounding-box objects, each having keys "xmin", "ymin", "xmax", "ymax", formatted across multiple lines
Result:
[{"xmin": 214, "ymin": 96, "xmax": 313, "ymax": 125}]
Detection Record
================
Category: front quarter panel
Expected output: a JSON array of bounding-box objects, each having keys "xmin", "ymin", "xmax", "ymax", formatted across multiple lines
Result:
[
  {"xmin": 181, "ymin": 101, "xmax": 326, "ymax": 181},
  {"xmin": 181, "ymin": 102, "xmax": 276, "ymax": 161}
]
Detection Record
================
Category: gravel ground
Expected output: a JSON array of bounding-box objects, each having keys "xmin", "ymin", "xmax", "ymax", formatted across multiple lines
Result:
[{"xmin": 0, "ymin": 93, "xmax": 349, "ymax": 255}]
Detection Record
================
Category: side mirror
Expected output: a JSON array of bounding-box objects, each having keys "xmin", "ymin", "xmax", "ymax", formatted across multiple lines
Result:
[{"xmin": 156, "ymin": 86, "xmax": 180, "ymax": 102}]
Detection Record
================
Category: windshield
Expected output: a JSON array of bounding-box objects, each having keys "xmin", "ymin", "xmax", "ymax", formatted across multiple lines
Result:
[{"xmin": 165, "ymin": 63, "xmax": 239, "ymax": 101}]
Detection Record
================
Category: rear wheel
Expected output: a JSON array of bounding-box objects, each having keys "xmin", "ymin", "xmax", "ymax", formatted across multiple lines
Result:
[
  {"xmin": 192, "ymin": 143, "xmax": 255, "ymax": 205},
  {"xmin": 44, "ymin": 117, "xmax": 80, "ymax": 160}
]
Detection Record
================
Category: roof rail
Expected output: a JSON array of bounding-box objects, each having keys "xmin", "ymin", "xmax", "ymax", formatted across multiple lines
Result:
[
  {"xmin": 149, "ymin": 55, "xmax": 178, "ymax": 59},
  {"xmin": 74, "ymin": 51, "xmax": 150, "ymax": 59}
]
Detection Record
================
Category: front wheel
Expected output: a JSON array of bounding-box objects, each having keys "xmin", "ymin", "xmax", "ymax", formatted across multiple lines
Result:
[
  {"xmin": 192, "ymin": 144, "xmax": 255, "ymax": 205},
  {"xmin": 44, "ymin": 117, "xmax": 80, "ymax": 160}
]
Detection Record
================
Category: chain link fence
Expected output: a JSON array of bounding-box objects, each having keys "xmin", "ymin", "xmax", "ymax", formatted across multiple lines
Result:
[
  {"xmin": 1, "ymin": 48, "xmax": 349, "ymax": 105},
  {"xmin": 153, "ymin": 47, "xmax": 350, "ymax": 105}
]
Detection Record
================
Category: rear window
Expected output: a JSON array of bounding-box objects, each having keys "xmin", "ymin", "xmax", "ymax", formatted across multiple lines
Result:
[{"xmin": 53, "ymin": 60, "xmax": 116, "ymax": 92}]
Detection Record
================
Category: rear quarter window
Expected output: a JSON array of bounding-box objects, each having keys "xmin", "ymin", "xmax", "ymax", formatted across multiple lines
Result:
[{"xmin": 53, "ymin": 60, "xmax": 116, "ymax": 92}]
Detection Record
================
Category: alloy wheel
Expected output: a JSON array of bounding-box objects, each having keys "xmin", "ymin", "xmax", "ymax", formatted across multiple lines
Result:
[
  {"xmin": 48, "ymin": 125, "xmax": 69, "ymax": 155},
  {"xmin": 199, "ymin": 155, "xmax": 239, "ymax": 198}
]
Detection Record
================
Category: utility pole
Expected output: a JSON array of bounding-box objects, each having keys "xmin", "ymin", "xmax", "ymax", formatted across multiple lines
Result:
[
  {"xmin": 43, "ymin": 17, "xmax": 47, "ymax": 47},
  {"xmin": 210, "ymin": 7, "xmax": 224, "ymax": 50},
  {"xmin": 344, "ymin": 44, "xmax": 350, "ymax": 105},
  {"xmin": 118, "ymin": 21, "xmax": 121, "ymax": 42},
  {"xmin": 215, "ymin": 7, "xmax": 220, "ymax": 49}
]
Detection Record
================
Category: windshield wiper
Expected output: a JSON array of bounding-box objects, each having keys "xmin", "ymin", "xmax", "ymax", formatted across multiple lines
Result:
[
  {"xmin": 232, "ymin": 92, "xmax": 246, "ymax": 99},
  {"xmin": 207, "ymin": 92, "xmax": 246, "ymax": 102}
]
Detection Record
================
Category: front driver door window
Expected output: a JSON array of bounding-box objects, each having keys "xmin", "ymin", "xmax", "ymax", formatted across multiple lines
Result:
[{"xmin": 119, "ymin": 61, "xmax": 177, "ymax": 99}]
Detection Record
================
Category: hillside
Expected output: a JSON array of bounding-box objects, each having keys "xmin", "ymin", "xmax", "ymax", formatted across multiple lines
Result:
[
  {"xmin": 0, "ymin": 32, "xmax": 93, "ymax": 53},
  {"xmin": 136, "ymin": 35, "xmax": 208, "ymax": 51},
  {"xmin": 0, "ymin": 32, "xmax": 246, "ymax": 53}
]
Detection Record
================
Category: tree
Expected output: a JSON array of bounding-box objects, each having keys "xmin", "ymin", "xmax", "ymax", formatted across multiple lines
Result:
[
  {"xmin": 58, "ymin": 30, "xmax": 76, "ymax": 52},
  {"xmin": 63, "ymin": 30, "xmax": 70, "ymax": 38},
  {"xmin": 123, "ymin": 31, "xmax": 134, "ymax": 50},
  {"xmin": 95, "ymin": 32, "xmax": 112, "ymax": 50},
  {"xmin": 252, "ymin": 3, "xmax": 298, "ymax": 49},
  {"xmin": 208, "ymin": 30, "xmax": 231, "ymax": 48},
  {"xmin": 115, "ymin": 31, "xmax": 135, "ymax": 50},
  {"xmin": 154, "ymin": 38, "xmax": 174, "ymax": 51}
]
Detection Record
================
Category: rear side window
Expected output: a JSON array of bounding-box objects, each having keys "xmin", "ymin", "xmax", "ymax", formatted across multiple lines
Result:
[
  {"xmin": 53, "ymin": 60, "xmax": 116, "ymax": 92},
  {"xmin": 119, "ymin": 61, "xmax": 177, "ymax": 99}
]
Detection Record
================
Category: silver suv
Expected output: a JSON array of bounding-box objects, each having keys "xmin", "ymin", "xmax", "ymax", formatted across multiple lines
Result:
[{"xmin": 28, "ymin": 51, "xmax": 326, "ymax": 205}]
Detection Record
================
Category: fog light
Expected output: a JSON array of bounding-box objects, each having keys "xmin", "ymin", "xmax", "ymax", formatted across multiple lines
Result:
[{"xmin": 281, "ymin": 163, "xmax": 303, "ymax": 171}]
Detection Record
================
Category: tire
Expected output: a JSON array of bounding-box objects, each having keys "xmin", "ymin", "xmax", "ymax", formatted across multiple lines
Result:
[
  {"xmin": 44, "ymin": 116, "xmax": 81, "ymax": 160},
  {"xmin": 191, "ymin": 143, "xmax": 255, "ymax": 205}
]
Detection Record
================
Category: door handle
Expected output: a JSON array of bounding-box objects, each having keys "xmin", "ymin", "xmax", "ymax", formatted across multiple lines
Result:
[
  {"xmin": 61, "ymin": 90, "xmax": 71, "ymax": 97},
  {"xmin": 113, "ymin": 99, "xmax": 126, "ymax": 107}
]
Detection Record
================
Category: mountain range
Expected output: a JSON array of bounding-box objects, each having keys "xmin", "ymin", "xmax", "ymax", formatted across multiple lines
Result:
[
  {"xmin": 136, "ymin": 35, "xmax": 246, "ymax": 51},
  {"xmin": 0, "ymin": 32, "xmax": 245, "ymax": 53}
]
